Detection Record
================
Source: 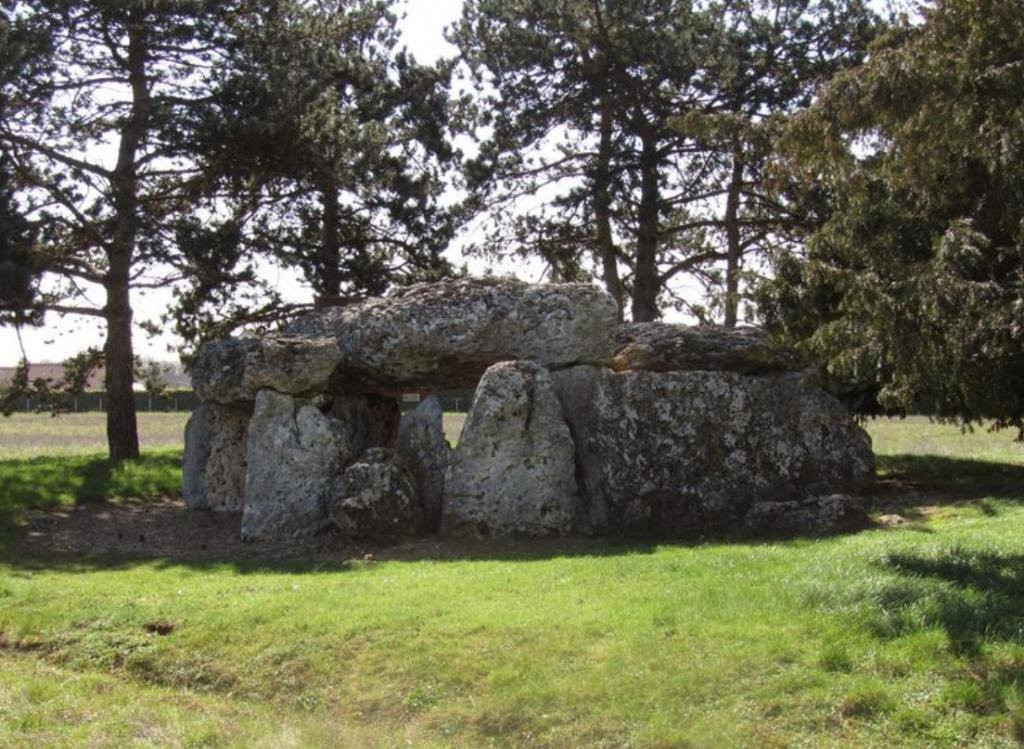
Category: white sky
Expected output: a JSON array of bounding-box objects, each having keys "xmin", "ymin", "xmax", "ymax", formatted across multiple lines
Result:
[{"xmin": 0, "ymin": 0, "xmax": 902, "ymax": 367}]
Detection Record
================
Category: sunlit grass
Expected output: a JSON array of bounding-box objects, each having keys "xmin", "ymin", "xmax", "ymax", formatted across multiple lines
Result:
[
  {"xmin": 0, "ymin": 411, "xmax": 467, "ymax": 457},
  {"xmin": 868, "ymin": 415, "xmax": 1023, "ymax": 467},
  {"xmin": 0, "ymin": 412, "xmax": 188, "ymax": 458},
  {"xmin": 0, "ymin": 416, "xmax": 1021, "ymax": 746}
]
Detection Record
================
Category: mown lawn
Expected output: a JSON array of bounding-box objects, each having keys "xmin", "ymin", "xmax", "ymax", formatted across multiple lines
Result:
[
  {"xmin": 1, "ymin": 415, "xmax": 1023, "ymax": 747},
  {"xmin": 0, "ymin": 412, "xmax": 189, "ymax": 457}
]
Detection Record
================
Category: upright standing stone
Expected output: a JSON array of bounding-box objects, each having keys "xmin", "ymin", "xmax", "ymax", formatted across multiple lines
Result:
[
  {"xmin": 443, "ymin": 362, "xmax": 580, "ymax": 537},
  {"xmin": 397, "ymin": 395, "xmax": 450, "ymax": 532},
  {"xmin": 551, "ymin": 366, "xmax": 875, "ymax": 536},
  {"xmin": 183, "ymin": 402, "xmax": 252, "ymax": 511},
  {"xmin": 242, "ymin": 390, "xmax": 368, "ymax": 540}
]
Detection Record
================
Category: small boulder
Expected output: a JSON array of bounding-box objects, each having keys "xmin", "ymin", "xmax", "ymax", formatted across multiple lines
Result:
[
  {"xmin": 182, "ymin": 402, "xmax": 252, "ymax": 512},
  {"xmin": 877, "ymin": 513, "xmax": 908, "ymax": 527},
  {"xmin": 743, "ymin": 495, "xmax": 868, "ymax": 536},
  {"xmin": 443, "ymin": 361, "xmax": 580, "ymax": 537},
  {"xmin": 397, "ymin": 396, "xmax": 450, "ymax": 532},
  {"xmin": 329, "ymin": 448, "xmax": 423, "ymax": 541},
  {"xmin": 612, "ymin": 322, "xmax": 801, "ymax": 375}
]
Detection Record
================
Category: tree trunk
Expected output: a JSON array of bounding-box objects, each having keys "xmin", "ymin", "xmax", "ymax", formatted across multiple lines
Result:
[
  {"xmin": 594, "ymin": 101, "xmax": 625, "ymax": 322},
  {"xmin": 631, "ymin": 132, "xmax": 661, "ymax": 322},
  {"xmin": 104, "ymin": 16, "xmax": 149, "ymax": 461},
  {"xmin": 320, "ymin": 176, "xmax": 342, "ymax": 297},
  {"xmin": 104, "ymin": 265, "xmax": 138, "ymax": 461},
  {"xmin": 723, "ymin": 150, "xmax": 744, "ymax": 329}
]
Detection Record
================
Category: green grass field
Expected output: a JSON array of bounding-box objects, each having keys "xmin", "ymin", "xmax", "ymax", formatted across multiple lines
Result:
[{"xmin": 1, "ymin": 414, "xmax": 1023, "ymax": 747}]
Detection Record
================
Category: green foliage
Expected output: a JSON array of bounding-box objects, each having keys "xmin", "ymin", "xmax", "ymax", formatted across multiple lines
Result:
[
  {"xmin": 188, "ymin": 0, "xmax": 462, "ymax": 311},
  {"xmin": 759, "ymin": 0, "xmax": 1024, "ymax": 435},
  {"xmin": 0, "ymin": 358, "xmax": 30, "ymax": 416},
  {"xmin": 673, "ymin": 0, "xmax": 878, "ymax": 325},
  {"xmin": 0, "ymin": 155, "xmax": 39, "ymax": 326},
  {"xmin": 0, "ymin": 347, "xmax": 105, "ymax": 416},
  {"xmin": 0, "ymin": 9, "xmax": 43, "ymax": 323},
  {"xmin": 455, "ymin": 0, "xmax": 877, "ymax": 322}
]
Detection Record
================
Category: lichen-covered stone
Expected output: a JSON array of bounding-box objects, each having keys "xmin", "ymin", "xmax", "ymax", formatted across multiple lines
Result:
[
  {"xmin": 398, "ymin": 396, "xmax": 450, "ymax": 532},
  {"xmin": 743, "ymin": 495, "xmax": 868, "ymax": 537},
  {"xmin": 192, "ymin": 336, "xmax": 342, "ymax": 404},
  {"xmin": 182, "ymin": 402, "xmax": 251, "ymax": 511},
  {"xmin": 612, "ymin": 322, "xmax": 802, "ymax": 375},
  {"xmin": 186, "ymin": 279, "xmax": 878, "ymax": 545},
  {"xmin": 443, "ymin": 361, "xmax": 580, "ymax": 537},
  {"xmin": 285, "ymin": 278, "xmax": 618, "ymax": 391},
  {"xmin": 551, "ymin": 366, "xmax": 874, "ymax": 536},
  {"xmin": 241, "ymin": 390, "xmax": 369, "ymax": 540},
  {"xmin": 329, "ymin": 448, "xmax": 422, "ymax": 541}
]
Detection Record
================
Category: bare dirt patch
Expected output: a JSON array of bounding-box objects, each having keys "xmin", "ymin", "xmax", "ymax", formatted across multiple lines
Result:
[
  {"xmin": 13, "ymin": 498, "xmax": 639, "ymax": 566},
  {"xmin": 17, "ymin": 498, "xmax": 346, "ymax": 563}
]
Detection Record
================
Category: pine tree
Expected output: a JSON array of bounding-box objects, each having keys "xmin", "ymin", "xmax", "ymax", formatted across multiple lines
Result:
[
  {"xmin": 454, "ymin": 0, "xmax": 875, "ymax": 323},
  {"xmin": 758, "ymin": 0, "xmax": 1024, "ymax": 435},
  {"xmin": 194, "ymin": 0, "xmax": 463, "ymax": 305},
  {"xmin": 0, "ymin": 1, "xmax": 250, "ymax": 459}
]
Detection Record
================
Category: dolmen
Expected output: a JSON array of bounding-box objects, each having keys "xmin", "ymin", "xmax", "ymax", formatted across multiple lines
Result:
[{"xmin": 183, "ymin": 278, "xmax": 874, "ymax": 542}]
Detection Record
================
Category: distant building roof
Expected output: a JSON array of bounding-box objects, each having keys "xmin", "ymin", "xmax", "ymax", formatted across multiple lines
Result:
[
  {"xmin": 0, "ymin": 362, "xmax": 192, "ymax": 392},
  {"xmin": 0, "ymin": 363, "xmax": 106, "ymax": 391}
]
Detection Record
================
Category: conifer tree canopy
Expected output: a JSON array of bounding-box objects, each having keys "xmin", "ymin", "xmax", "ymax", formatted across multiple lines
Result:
[{"xmin": 758, "ymin": 0, "xmax": 1024, "ymax": 435}]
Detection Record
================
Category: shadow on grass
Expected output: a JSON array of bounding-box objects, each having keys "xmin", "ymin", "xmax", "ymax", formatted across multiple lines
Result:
[
  {"xmin": 871, "ymin": 549, "xmax": 1024, "ymax": 655},
  {"xmin": 1, "ymin": 531, "xmax": 663, "ymax": 576},
  {"xmin": 854, "ymin": 548, "xmax": 1024, "ymax": 713},
  {"xmin": 875, "ymin": 454, "xmax": 1024, "ymax": 503},
  {"xmin": 1, "ymin": 451, "xmax": 1023, "ymax": 576},
  {"xmin": 0, "ymin": 451, "xmax": 182, "ymax": 530}
]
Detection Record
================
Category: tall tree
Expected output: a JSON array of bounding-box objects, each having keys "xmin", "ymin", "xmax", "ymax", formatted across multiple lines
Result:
[
  {"xmin": 454, "ymin": 0, "xmax": 875, "ymax": 323},
  {"xmin": 0, "ymin": 7, "xmax": 45, "ymax": 326},
  {"xmin": 194, "ymin": 0, "xmax": 462, "ymax": 305},
  {"xmin": 0, "ymin": 1, "xmax": 249, "ymax": 459},
  {"xmin": 674, "ymin": 0, "xmax": 877, "ymax": 326},
  {"xmin": 758, "ymin": 0, "xmax": 1024, "ymax": 435},
  {"xmin": 454, "ymin": 0, "xmax": 715, "ymax": 322}
]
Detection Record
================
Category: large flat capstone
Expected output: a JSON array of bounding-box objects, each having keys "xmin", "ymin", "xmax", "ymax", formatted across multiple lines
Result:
[
  {"xmin": 191, "ymin": 278, "xmax": 618, "ymax": 400},
  {"xmin": 284, "ymin": 278, "xmax": 619, "ymax": 391},
  {"xmin": 192, "ymin": 337, "xmax": 342, "ymax": 404}
]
